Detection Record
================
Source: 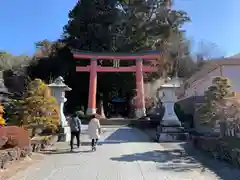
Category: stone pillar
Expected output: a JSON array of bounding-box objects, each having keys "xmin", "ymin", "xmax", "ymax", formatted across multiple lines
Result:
[
  {"xmin": 135, "ymin": 58, "xmax": 146, "ymax": 118},
  {"xmin": 48, "ymin": 76, "xmax": 71, "ymax": 142},
  {"xmin": 87, "ymin": 58, "xmax": 97, "ymax": 115}
]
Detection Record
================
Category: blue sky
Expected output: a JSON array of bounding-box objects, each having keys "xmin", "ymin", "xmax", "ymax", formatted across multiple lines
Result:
[
  {"xmin": 0, "ymin": 0, "xmax": 239, "ymax": 56},
  {"xmin": 174, "ymin": 0, "xmax": 240, "ymax": 57}
]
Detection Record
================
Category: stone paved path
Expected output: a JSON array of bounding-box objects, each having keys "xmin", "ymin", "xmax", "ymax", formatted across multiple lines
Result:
[{"xmin": 8, "ymin": 126, "xmax": 240, "ymax": 180}]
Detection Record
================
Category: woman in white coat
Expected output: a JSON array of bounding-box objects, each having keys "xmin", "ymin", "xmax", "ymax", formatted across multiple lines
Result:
[{"xmin": 88, "ymin": 114, "xmax": 101, "ymax": 151}]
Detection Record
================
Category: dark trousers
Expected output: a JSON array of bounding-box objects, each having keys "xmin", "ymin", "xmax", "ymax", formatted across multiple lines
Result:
[
  {"xmin": 70, "ymin": 131, "xmax": 80, "ymax": 149},
  {"xmin": 91, "ymin": 139, "xmax": 98, "ymax": 147}
]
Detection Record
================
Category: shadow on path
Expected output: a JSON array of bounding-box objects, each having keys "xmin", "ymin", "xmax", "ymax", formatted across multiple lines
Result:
[
  {"xmin": 40, "ymin": 149, "xmax": 92, "ymax": 155},
  {"xmin": 101, "ymin": 128, "xmax": 151, "ymax": 144},
  {"xmin": 180, "ymin": 142, "xmax": 240, "ymax": 180},
  {"xmin": 110, "ymin": 142, "xmax": 240, "ymax": 180},
  {"xmin": 110, "ymin": 149, "xmax": 204, "ymax": 172}
]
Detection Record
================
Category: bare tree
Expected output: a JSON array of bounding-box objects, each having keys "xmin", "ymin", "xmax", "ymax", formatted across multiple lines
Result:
[{"xmin": 195, "ymin": 40, "xmax": 225, "ymax": 61}]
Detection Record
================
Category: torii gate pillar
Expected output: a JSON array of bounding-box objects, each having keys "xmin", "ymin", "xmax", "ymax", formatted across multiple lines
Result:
[
  {"xmin": 86, "ymin": 58, "xmax": 97, "ymax": 115},
  {"xmin": 135, "ymin": 58, "xmax": 146, "ymax": 117}
]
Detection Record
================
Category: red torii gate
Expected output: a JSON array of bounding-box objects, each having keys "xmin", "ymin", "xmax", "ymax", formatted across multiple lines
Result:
[{"xmin": 72, "ymin": 50, "xmax": 160, "ymax": 118}]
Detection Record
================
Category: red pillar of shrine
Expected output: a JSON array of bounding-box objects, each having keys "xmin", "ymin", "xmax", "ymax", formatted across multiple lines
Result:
[
  {"xmin": 135, "ymin": 58, "xmax": 146, "ymax": 117},
  {"xmin": 86, "ymin": 58, "xmax": 97, "ymax": 115}
]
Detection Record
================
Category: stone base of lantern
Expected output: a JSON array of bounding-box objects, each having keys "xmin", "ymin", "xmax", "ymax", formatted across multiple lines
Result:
[
  {"xmin": 86, "ymin": 108, "xmax": 96, "ymax": 115},
  {"xmin": 157, "ymin": 118, "xmax": 188, "ymax": 142},
  {"xmin": 58, "ymin": 126, "xmax": 71, "ymax": 142},
  {"xmin": 135, "ymin": 108, "xmax": 146, "ymax": 118},
  {"xmin": 161, "ymin": 119, "xmax": 181, "ymax": 126}
]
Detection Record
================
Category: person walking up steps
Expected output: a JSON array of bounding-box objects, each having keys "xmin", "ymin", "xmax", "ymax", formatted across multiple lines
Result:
[
  {"xmin": 88, "ymin": 114, "xmax": 101, "ymax": 151},
  {"xmin": 69, "ymin": 112, "xmax": 82, "ymax": 151}
]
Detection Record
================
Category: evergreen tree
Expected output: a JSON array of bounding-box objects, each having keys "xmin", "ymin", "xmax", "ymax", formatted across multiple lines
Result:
[
  {"xmin": 197, "ymin": 77, "xmax": 240, "ymax": 137},
  {"xmin": 17, "ymin": 79, "xmax": 60, "ymax": 133},
  {"xmin": 63, "ymin": 0, "xmax": 120, "ymax": 51},
  {"xmin": 28, "ymin": 0, "xmax": 191, "ymax": 110},
  {"xmin": 61, "ymin": 0, "xmax": 190, "ymax": 94},
  {"xmin": 63, "ymin": 0, "xmax": 190, "ymax": 53}
]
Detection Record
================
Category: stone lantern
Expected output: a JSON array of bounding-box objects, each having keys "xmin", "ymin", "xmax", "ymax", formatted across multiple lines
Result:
[
  {"xmin": 48, "ymin": 76, "xmax": 72, "ymax": 142},
  {"xmin": 156, "ymin": 77, "xmax": 188, "ymax": 142},
  {"xmin": 158, "ymin": 77, "xmax": 182, "ymax": 126}
]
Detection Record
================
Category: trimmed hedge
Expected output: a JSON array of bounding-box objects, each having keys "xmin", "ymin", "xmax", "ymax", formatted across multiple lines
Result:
[{"xmin": 193, "ymin": 136, "xmax": 240, "ymax": 167}]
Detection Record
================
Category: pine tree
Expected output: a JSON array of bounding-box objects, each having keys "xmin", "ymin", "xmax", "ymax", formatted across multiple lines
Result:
[
  {"xmin": 198, "ymin": 77, "xmax": 232, "ymax": 123},
  {"xmin": 61, "ymin": 0, "xmax": 190, "ymax": 95},
  {"xmin": 18, "ymin": 79, "xmax": 60, "ymax": 133},
  {"xmin": 197, "ymin": 77, "xmax": 240, "ymax": 136},
  {"xmin": 63, "ymin": 0, "xmax": 189, "ymax": 53},
  {"xmin": 63, "ymin": 0, "xmax": 119, "ymax": 51}
]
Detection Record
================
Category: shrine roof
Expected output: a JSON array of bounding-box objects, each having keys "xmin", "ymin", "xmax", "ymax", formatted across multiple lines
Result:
[{"xmin": 111, "ymin": 97, "xmax": 126, "ymax": 103}]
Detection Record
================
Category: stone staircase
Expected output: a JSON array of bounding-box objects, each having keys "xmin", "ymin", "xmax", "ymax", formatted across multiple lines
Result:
[{"xmin": 82, "ymin": 118, "xmax": 159, "ymax": 129}]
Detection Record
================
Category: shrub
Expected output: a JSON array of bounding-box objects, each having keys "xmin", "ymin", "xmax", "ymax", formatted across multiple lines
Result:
[
  {"xmin": 0, "ymin": 126, "xmax": 31, "ymax": 149},
  {"xmin": 0, "ymin": 117, "xmax": 6, "ymax": 127},
  {"xmin": 0, "ymin": 103, "xmax": 6, "ymax": 127},
  {"xmin": 196, "ymin": 77, "xmax": 240, "ymax": 136},
  {"xmin": 193, "ymin": 136, "xmax": 240, "ymax": 167},
  {"xmin": 16, "ymin": 79, "xmax": 60, "ymax": 134}
]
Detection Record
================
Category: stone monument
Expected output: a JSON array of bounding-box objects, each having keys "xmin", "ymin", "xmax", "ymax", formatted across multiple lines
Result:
[{"xmin": 48, "ymin": 76, "xmax": 72, "ymax": 142}]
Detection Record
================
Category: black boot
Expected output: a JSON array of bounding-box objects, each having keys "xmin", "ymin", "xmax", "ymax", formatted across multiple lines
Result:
[{"xmin": 92, "ymin": 146, "xmax": 96, "ymax": 151}]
